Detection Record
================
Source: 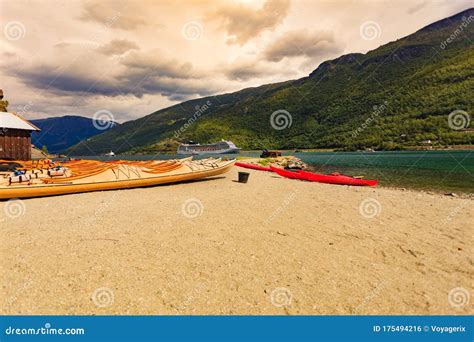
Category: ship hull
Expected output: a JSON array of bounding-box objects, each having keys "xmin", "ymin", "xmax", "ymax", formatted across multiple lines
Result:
[{"xmin": 178, "ymin": 148, "xmax": 240, "ymax": 155}]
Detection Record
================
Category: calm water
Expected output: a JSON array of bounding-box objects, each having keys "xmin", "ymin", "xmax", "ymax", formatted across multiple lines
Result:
[
  {"xmin": 71, "ymin": 150, "xmax": 474, "ymax": 193},
  {"xmin": 294, "ymin": 150, "xmax": 473, "ymax": 193}
]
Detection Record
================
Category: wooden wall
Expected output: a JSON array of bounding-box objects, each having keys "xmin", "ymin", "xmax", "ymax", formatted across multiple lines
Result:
[{"xmin": 0, "ymin": 129, "xmax": 32, "ymax": 160}]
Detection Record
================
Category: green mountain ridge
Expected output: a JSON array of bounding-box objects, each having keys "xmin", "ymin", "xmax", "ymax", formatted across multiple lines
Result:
[{"xmin": 69, "ymin": 8, "xmax": 474, "ymax": 155}]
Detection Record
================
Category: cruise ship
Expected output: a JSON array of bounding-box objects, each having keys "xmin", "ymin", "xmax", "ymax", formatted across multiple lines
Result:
[{"xmin": 177, "ymin": 140, "xmax": 241, "ymax": 155}]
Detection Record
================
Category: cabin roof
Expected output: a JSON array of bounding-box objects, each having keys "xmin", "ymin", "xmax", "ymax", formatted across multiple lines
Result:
[{"xmin": 0, "ymin": 112, "xmax": 40, "ymax": 131}]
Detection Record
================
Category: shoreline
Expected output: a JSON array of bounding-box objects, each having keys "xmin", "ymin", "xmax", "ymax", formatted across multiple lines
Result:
[
  {"xmin": 107, "ymin": 145, "xmax": 474, "ymax": 156},
  {"xmin": 241, "ymin": 146, "xmax": 474, "ymax": 153},
  {"xmin": 51, "ymin": 153, "xmax": 474, "ymax": 194},
  {"xmin": 237, "ymin": 156, "xmax": 474, "ymax": 196}
]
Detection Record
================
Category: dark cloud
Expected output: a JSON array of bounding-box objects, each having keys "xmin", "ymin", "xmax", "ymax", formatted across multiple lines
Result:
[
  {"xmin": 132, "ymin": 75, "xmax": 216, "ymax": 100},
  {"xmin": 117, "ymin": 51, "xmax": 216, "ymax": 99},
  {"xmin": 120, "ymin": 50, "xmax": 195, "ymax": 79},
  {"xmin": 224, "ymin": 65, "xmax": 268, "ymax": 81},
  {"xmin": 97, "ymin": 39, "xmax": 139, "ymax": 55},
  {"xmin": 208, "ymin": 0, "xmax": 290, "ymax": 45},
  {"xmin": 263, "ymin": 30, "xmax": 344, "ymax": 62},
  {"xmin": 13, "ymin": 66, "xmax": 121, "ymax": 96},
  {"xmin": 4, "ymin": 50, "xmax": 216, "ymax": 102},
  {"xmin": 222, "ymin": 60, "xmax": 277, "ymax": 81}
]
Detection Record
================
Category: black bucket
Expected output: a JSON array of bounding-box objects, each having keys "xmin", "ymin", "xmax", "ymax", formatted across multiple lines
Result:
[{"xmin": 238, "ymin": 172, "xmax": 250, "ymax": 183}]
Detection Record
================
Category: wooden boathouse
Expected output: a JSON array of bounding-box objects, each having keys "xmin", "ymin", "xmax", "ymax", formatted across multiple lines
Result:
[{"xmin": 0, "ymin": 90, "xmax": 40, "ymax": 160}]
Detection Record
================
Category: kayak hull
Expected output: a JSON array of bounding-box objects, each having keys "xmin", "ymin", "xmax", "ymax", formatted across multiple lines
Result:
[
  {"xmin": 270, "ymin": 166, "xmax": 377, "ymax": 186},
  {"xmin": 235, "ymin": 162, "xmax": 272, "ymax": 172},
  {"xmin": 0, "ymin": 160, "xmax": 235, "ymax": 199},
  {"xmin": 297, "ymin": 170, "xmax": 378, "ymax": 186}
]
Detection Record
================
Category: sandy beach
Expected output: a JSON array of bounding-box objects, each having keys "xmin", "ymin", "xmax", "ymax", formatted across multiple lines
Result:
[{"xmin": 0, "ymin": 166, "xmax": 472, "ymax": 315}]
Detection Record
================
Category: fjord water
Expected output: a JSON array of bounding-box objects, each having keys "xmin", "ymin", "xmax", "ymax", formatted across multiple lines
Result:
[
  {"xmin": 74, "ymin": 150, "xmax": 473, "ymax": 193},
  {"xmin": 295, "ymin": 150, "xmax": 473, "ymax": 193}
]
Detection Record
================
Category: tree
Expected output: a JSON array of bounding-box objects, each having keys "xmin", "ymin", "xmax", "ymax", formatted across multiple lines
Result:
[{"xmin": 41, "ymin": 145, "xmax": 49, "ymax": 155}]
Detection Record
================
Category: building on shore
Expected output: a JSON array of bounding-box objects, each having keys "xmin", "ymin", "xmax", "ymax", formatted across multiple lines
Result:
[{"xmin": 0, "ymin": 90, "xmax": 40, "ymax": 160}]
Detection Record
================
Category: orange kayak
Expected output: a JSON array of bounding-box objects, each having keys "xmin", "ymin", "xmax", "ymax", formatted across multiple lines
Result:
[{"xmin": 0, "ymin": 158, "xmax": 235, "ymax": 199}]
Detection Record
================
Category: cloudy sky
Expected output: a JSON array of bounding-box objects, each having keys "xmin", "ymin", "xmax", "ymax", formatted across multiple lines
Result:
[{"xmin": 1, "ymin": 0, "xmax": 472, "ymax": 122}]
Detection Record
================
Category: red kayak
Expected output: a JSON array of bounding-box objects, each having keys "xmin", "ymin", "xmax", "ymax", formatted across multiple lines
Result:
[
  {"xmin": 235, "ymin": 162, "xmax": 273, "ymax": 172},
  {"xmin": 270, "ymin": 166, "xmax": 377, "ymax": 186}
]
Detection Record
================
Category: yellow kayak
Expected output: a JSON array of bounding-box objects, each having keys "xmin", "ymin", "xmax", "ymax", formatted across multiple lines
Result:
[{"xmin": 0, "ymin": 158, "xmax": 234, "ymax": 199}]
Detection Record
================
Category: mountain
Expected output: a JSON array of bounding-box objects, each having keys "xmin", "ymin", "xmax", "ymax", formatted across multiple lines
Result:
[
  {"xmin": 70, "ymin": 9, "xmax": 473, "ymax": 155},
  {"xmin": 31, "ymin": 115, "xmax": 118, "ymax": 153}
]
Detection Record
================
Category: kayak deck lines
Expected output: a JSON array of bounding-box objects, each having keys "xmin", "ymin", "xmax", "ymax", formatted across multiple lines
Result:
[
  {"xmin": 0, "ymin": 157, "xmax": 235, "ymax": 199},
  {"xmin": 235, "ymin": 161, "xmax": 377, "ymax": 186},
  {"xmin": 270, "ymin": 166, "xmax": 378, "ymax": 186}
]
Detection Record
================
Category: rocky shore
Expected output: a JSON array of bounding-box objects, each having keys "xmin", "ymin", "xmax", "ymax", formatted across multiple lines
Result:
[{"xmin": 240, "ymin": 156, "xmax": 308, "ymax": 170}]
